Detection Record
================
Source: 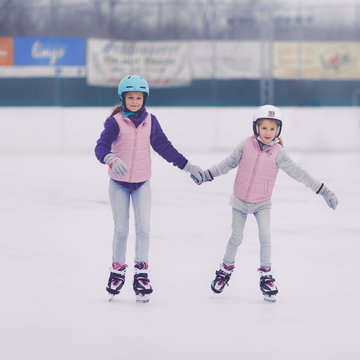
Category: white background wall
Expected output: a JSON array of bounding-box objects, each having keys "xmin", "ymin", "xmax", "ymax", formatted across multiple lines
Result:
[{"xmin": 0, "ymin": 106, "xmax": 359, "ymax": 154}]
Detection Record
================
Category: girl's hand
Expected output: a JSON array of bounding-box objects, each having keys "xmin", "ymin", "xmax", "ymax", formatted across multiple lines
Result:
[
  {"xmin": 183, "ymin": 162, "xmax": 204, "ymax": 184},
  {"xmin": 317, "ymin": 184, "xmax": 338, "ymax": 210},
  {"xmin": 104, "ymin": 153, "xmax": 129, "ymax": 178},
  {"xmin": 190, "ymin": 169, "xmax": 214, "ymax": 185}
]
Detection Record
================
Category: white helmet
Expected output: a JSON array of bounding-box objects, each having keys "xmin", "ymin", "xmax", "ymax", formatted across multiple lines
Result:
[{"xmin": 252, "ymin": 105, "xmax": 283, "ymax": 137}]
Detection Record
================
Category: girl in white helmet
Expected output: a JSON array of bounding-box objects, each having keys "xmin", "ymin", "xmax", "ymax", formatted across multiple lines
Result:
[{"xmin": 192, "ymin": 105, "xmax": 338, "ymax": 302}]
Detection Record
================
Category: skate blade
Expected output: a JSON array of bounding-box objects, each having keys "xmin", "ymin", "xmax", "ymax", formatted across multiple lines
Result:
[
  {"xmin": 210, "ymin": 289, "xmax": 222, "ymax": 299},
  {"xmin": 108, "ymin": 294, "xmax": 115, "ymax": 302},
  {"xmin": 136, "ymin": 294, "xmax": 150, "ymax": 303},
  {"xmin": 263, "ymin": 294, "xmax": 276, "ymax": 303}
]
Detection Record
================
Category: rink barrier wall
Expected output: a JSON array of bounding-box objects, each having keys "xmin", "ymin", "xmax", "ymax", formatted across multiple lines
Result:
[
  {"xmin": 1, "ymin": 106, "xmax": 359, "ymax": 154},
  {"xmin": 1, "ymin": 78, "xmax": 360, "ymax": 107}
]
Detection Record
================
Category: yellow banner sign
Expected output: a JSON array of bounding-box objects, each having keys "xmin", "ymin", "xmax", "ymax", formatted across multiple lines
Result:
[{"xmin": 274, "ymin": 41, "xmax": 360, "ymax": 79}]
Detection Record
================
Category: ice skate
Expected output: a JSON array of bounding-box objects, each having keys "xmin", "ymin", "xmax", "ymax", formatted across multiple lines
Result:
[
  {"xmin": 258, "ymin": 267, "xmax": 278, "ymax": 302},
  {"xmin": 133, "ymin": 262, "xmax": 153, "ymax": 303},
  {"xmin": 211, "ymin": 263, "xmax": 235, "ymax": 294},
  {"xmin": 106, "ymin": 263, "xmax": 128, "ymax": 301}
]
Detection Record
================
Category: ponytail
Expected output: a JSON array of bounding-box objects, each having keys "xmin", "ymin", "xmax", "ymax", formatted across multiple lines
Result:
[{"xmin": 110, "ymin": 105, "xmax": 123, "ymax": 118}]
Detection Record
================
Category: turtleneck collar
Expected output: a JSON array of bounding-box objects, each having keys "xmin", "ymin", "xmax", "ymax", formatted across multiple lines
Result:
[
  {"xmin": 124, "ymin": 108, "xmax": 148, "ymax": 128},
  {"xmin": 256, "ymin": 136, "xmax": 279, "ymax": 149}
]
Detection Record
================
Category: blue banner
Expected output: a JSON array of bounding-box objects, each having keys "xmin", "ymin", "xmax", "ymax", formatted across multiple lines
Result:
[{"xmin": 14, "ymin": 37, "xmax": 85, "ymax": 66}]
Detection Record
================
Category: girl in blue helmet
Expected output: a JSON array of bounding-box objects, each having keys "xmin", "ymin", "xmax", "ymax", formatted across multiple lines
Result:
[{"xmin": 95, "ymin": 75, "xmax": 203, "ymax": 303}]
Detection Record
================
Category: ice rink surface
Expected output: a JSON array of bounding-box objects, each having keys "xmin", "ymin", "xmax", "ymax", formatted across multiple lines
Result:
[{"xmin": 1, "ymin": 134, "xmax": 359, "ymax": 359}]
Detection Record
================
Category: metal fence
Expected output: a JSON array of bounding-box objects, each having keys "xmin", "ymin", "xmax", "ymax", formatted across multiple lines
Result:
[{"xmin": 1, "ymin": 0, "xmax": 360, "ymax": 106}]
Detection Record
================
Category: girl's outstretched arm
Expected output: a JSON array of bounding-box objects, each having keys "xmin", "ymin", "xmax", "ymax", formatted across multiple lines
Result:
[
  {"xmin": 192, "ymin": 139, "xmax": 245, "ymax": 185},
  {"xmin": 277, "ymin": 149, "xmax": 338, "ymax": 209},
  {"xmin": 209, "ymin": 140, "xmax": 244, "ymax": 177}
]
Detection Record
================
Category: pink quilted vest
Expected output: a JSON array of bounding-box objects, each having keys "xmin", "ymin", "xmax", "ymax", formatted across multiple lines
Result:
[
  {"xmin": 109, "ymin": 112, "xmax": 152, "ymax": 183},
  {"xmin": 233, "ymin": 136, "xmax": 281, "ymax": 203}
]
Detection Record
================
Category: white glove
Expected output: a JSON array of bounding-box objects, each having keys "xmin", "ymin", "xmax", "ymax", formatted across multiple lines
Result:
[
  {"xmin": 190, "ymin": 169, "xmax": 213, "ymax": 185},
  {"xmin": 317, "ymin": 183, "xmax": 338, "ymax": 210},
  {"xmin": 104, "ymin": 153, "xmax": 129, "ymax": 178},
  {"xmin": 183, "ymin": 161, "xmax": 204, "ymax": 184}
]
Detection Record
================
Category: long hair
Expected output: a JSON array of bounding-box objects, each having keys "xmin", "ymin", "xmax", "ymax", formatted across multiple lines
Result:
[{"xmin": 109, "ymin": 105, "xmax": 123, "ymax": 117}]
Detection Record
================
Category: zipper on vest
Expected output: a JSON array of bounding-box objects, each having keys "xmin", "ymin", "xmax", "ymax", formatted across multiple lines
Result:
[
  {"xmin": 245, "ymin": 141, "xmax": 262, "ymax": 202},
  {"xmin": 245, "ymin": 152, "xmax": 261, "ymax": 201},
  {"xmin": 129, "ymin": 122, "xmax": 139, "ymax": 183}
]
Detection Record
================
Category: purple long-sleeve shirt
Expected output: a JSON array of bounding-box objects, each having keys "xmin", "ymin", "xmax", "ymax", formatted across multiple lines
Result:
[{"xmin": 95, "ymin": 109, "xmax": 188, "ymax": 190}]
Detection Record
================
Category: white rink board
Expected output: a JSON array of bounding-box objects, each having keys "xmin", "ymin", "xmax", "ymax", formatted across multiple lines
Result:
[{"xmin": 0, "ymin": 106, "xmax": 359, "ymax": 154}]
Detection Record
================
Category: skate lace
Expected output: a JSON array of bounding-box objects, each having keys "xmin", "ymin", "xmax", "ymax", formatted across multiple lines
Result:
[
  {"xmin": 215, "ymin": 270, "xmax": 231, "ymax": 286},
  {"xmin": 261, "ymin": 274, "xmax": 275, "ymax": 287},
  {"xmin": 134, "ymin": 274, "xmax": 150, "ymax": 286},
  {"xmin": 110, "ymin": 272, "xmax": 125, "ymax": 287},
  {"xmin": 112, "ymin": 280, "xmax": 121, "ymax": 287}
]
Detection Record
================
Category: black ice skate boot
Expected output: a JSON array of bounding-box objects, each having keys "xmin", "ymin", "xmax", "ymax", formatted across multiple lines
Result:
[
  {"xmin": 106, "ymin": 263, "xmax": 128, "ymax": 302},
  {"xmin": 133, "ymin": 262, "xmax": 153, "ymax": 303},
  {"xmin": 258, "ymin": 267, "xmax": 278, "ymax": 302},
  {"xmin": 211, "ymin": 263, "xmax": 235, "ymax": 294}
]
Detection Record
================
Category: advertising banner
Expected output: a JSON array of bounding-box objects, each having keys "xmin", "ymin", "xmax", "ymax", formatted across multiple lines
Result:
[
  {"xmin": 0, "ymin": 37, "xmax": 86, "ymax": 77},
  {"xmin": 14, "ymin": 37, "xmax": 85, "ymax": 66},
  {"xmin": 190, "ymin": 41, "xmax": 261, "ymax": 79},
  {"xmin": 0, "ymin": 37, "xmax": 14, "ymax": 66},
  {"xmin": 274, "ymin": 41, "xmax": 360, "ymax": 79},
  {"xmin": 87, "ymin": 39, "xmax": 191, "ymax": 87}
]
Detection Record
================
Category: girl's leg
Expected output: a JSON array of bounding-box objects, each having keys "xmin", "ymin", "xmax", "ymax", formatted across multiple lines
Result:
[
  {"xmin": 109, "ymin": 180, "xmax": 130, "ymax": 265},
  {"xmin": 254, "ymin": 203, "xmax": 272, "ymax": 268},
  {"xmin": 222, "ymin": 207, "xmax": 247, "ymax": 266},
  {"xmin": 131, "ymin": 180, "xmax": 151, "ymax": 264}
]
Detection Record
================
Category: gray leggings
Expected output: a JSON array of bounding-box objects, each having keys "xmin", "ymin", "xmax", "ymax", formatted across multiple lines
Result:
[
  {"xmin": 109, "ymin": 179, "xmax": 151, "ymax": 265},
  {"xmin": 223, "ymin": 201, "xmax": 272, "ymax": 268}
]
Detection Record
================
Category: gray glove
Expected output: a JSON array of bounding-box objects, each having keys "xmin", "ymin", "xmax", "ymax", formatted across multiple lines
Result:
[
  {"xmin": 190, "ymin": 169, "xmax": 213, "ymax": 185},
  {"xmin": 317, "ymin": 183, "xmax": 338, "ymax": 210},
  {"xmin": 183, "ymin": 162, "xmax": 204, "ymax": 184},
  {"xmin": 104, "ymin": 153, "xmax": 129, "ymax": 178}
]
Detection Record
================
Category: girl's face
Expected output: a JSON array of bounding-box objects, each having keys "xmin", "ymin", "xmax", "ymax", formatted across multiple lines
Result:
[
  {"xmin": 258, "ymin": 119, "xmax": 279, "ymax": 144},
  {"xmin": 125, "ymin": 91, "xmax": 144, "ymax": 112}
]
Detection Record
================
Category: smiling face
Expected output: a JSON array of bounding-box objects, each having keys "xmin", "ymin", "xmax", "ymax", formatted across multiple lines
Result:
[
  {"xmin": 258, "ymin": 119, "xmax": 279, "ymax": 144},
  {"xmin": 124, "ymin": 91, "xmax": 144, "ymax": 112}
]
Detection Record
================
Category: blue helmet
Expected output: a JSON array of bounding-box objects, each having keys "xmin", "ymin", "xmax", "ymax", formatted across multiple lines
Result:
[{"xmin": 117, "ymin": 75, "xmax": 150, "ymax": 106}]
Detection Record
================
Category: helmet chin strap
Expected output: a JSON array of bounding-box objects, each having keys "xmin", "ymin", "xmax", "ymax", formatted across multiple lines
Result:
[
  {"xmin": 122, "ymin": 111, "xmax": 135, "ymax": 118},
  {"xmin": 122, "ymin": 107, "xmax": 146, "ymax": 118}
]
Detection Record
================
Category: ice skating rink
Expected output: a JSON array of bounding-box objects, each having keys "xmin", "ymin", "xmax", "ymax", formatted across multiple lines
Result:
[{"xmin": 0, "ymin": 107, "xmax": 359, "ymax": 360}]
